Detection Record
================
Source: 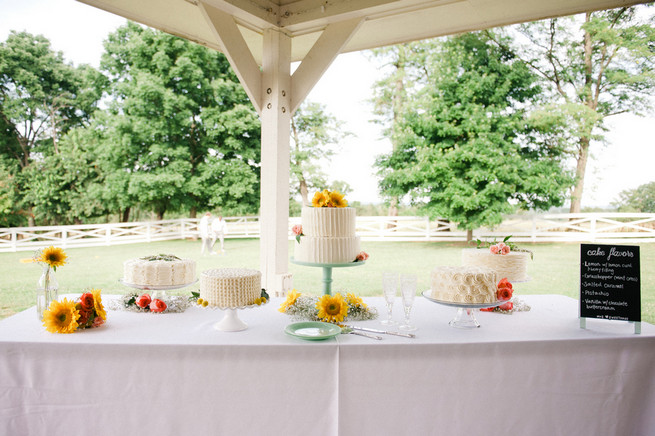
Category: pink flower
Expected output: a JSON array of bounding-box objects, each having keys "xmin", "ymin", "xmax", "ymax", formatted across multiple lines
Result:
[
  {"xmin": 149, "ymin": 299, "xmax": 167, "ymax": 313},
  {"xmin": 292, "ymin": 224, "xmax": 303, "ymax": 236},
  {"xmin": 135, "ymin": 294, "xmax": 151, "ymax": 309},
  {"xmin": 498, "ymin": 301, "xmax": 514, "ymax": 311},
  {"xmin": 356, "ymin": 251, "xmax": 369, "ymax": 261},
  {"xmin": 501, "ymin": 245, "xmax": 511, "ymax": 255},
  {"xmin": 92, "ymin": 316, "xmax": 105, "ymax": 328},
  {"xmin": 490, "ymin": 244, "xmax": 500, "ymax": 254}
]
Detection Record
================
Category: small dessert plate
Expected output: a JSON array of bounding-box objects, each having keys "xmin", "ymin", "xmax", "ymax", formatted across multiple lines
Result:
[{"xmin": 284, "ymin": 321, "xmax": 341, "ymax": 341}]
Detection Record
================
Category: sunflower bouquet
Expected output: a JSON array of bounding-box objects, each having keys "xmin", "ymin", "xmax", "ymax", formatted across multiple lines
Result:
[
  {"xmin": 311, "ymin": 190, "xmax": 348, "ymax": 208},
  {"xmin": 42, "ymin": 289, "xmax": 107, "ymax": 334},
  {"xmin": 279, "ymin": 290, "xmax": 377, "ymax": 324}
]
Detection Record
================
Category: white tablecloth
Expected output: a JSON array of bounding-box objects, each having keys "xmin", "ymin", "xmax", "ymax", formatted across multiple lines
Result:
[{"xmin": 1, "ymin": 295, "xmax": 654, "ymax": 436}]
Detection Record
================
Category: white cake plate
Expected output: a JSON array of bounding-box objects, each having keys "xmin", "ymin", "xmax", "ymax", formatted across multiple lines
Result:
[
  {"xmin": 201, "ymin": 299, "xmax": 269, "ymax": 332},
  {"xmin": 422, "ymin": 290, "xmax": 508, "ymax": 329},
  {"xmin": 118, "ymin": 279, "xmax": 198, "ymax": 298}
]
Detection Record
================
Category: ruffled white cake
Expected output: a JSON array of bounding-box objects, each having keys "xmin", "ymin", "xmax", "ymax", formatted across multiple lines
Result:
[
  {"xmin": 461, "ymin": 248, "xmax": 529, "ymax": 282},
  {"xmin": 294, "ymin": 206, "xmax": 360, "ymax": 263},
  {"xmin": 199, "ymin": 268, "xmax": 261, "ymax": 308},
  {"xmin": 430, "ymin": 266, "xmax": 498, "ymax": 304},
  {"xmin": 123, "ymin": 254, "xmax": 196, "ymax": 287}
]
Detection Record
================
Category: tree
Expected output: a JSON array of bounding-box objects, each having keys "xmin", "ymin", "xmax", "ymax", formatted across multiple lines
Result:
[
  {"xmin": 290, "ymin": 101, "xmax": 350, "ymax": 205},
  {"xmin": 98, "ymin": 22, "xmax": 261, "ymax": 220},
  {"xmin": 375, "ymin": 32, "xmax": 573, "ymax": 240},
  {"xmin": 488, "ymin": 6, "xmax": 655, "ymax": 213},
  {"xmin": 0, "ymin": 31, "xmax": 105, "ymax": 225},
  {"xmin": 613, "ymin": 182, "xmax": 655, "ymax": 212}
]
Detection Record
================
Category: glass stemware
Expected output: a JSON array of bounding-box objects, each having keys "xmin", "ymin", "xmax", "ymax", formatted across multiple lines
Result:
[
  {"xmin": 381, "ymin": 272, "xmax": 398, "ymax": 325},
  {"xmin": 399, "ymin": 274, "xmax": 418, "ymax": 331}
]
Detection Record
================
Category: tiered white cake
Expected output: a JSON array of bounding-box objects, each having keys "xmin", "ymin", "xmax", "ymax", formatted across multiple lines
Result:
[
  {"xmin": 293, "ymin": 206, "xmax": 360, "ymax": 264},
  {"xmin": 430, "ymin": 266, "xmax": 498, "ymax": 304},
  {"xmin": 461, "ymin": 249, "xmax": 529, "ymax": 282},
  {"xmin": 199, "ymin": 268, "xmax": 261, "ymax": 308},
  {"xmin": 123, "ymin": 254, "xmax": 196, "ymax": 287}
]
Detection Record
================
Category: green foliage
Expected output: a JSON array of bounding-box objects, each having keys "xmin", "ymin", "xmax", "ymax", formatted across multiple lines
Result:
[
  {"xmin": 97, "ymin": 22, "xmax": 261, "ymax": 219},
  {"xmin": 375, "ymin": 32, "xmax": 573, "ymax": 230},
  {"xmin": 613, "ymin": 182, "xmax": 655, "ymax": 212}
]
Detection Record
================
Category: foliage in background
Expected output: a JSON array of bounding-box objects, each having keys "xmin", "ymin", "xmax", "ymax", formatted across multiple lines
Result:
[
  {"xmin": 97, "ymin": 22, "xmax": 261, "ymax": 220},
  {"xmin": 613, "ymin": 181, "xmax": 655, "ymax": 212},
  {"xmin": 0, "ymin": 31, "xmax": 105, "ymax": 226},
  {"xmin": 290, "ymin": 101, "xmax": 351, "ymax": 205},
  {"xmin": 374, "ymin": 32, "xmax": 573, "ymax": 237},
  {"xmin": 490, "ymin": 7, "xmax": 655, "ymax": 213}
]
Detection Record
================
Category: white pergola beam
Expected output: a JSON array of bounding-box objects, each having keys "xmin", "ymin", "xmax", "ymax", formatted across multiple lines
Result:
[
  {"xmin": 259, "ymin": 29, "xmax": 292, "ymax": 295},
  {"xmin": 291, "ymin": 17, "xmax": 364, "ymax": 114},
  {"xmin": 199, "ymin": 1, "xmax": 264, "ymax": 113}
]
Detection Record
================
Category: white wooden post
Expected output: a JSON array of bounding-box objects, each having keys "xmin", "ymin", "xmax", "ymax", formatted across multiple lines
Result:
[{"xmin": 260, "ymin": 29, "xmax": 292, "ymax": 296}]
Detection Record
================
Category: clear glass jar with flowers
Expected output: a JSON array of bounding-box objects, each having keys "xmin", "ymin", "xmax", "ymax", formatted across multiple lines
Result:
[{"xmin": 34, "ymin": 246, "xmax": 68, "ymax": 320}]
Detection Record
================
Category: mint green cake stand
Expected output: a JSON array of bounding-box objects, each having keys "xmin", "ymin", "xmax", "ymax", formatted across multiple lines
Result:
[{"xmin": 290, "ymin": 258, "xmax": 365, "ymax": 295}]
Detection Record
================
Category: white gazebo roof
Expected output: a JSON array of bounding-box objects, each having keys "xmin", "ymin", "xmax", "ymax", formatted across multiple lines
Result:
[{"xmin": 77, "ymin": 0, "xmax": 648, "ymax": 294}]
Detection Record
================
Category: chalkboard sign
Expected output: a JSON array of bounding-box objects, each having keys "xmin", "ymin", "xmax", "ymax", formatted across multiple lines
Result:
[{"xmin": 580, "ymin": 244, "xmax": 641, "ymax": 323}]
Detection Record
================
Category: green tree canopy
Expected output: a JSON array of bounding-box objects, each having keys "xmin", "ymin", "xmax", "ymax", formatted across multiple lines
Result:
[
  {"xmin": 613, "ymin": 181, "xmax": 655, "ymax": 212},
  {"xmin": 97, "ymin": 22, "xmax": 261, "ymax": 220},
  {"xmin": 375, "ymin": 32, "xmax": 573, "ymax": 236}
]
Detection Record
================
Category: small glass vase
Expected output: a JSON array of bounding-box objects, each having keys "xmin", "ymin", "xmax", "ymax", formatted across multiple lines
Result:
[{"xmin": 36, "ymin": 265, "xmax": 58, "ymax": 320}]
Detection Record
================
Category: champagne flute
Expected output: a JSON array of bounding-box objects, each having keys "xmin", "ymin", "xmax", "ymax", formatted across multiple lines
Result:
[
  {"xmin": 399, "ymin": 274, "xmax": 418, "ymax": 331},
  {"xmin": 381, "ymin": 272, "xmax": 398, "ymax": 325}
]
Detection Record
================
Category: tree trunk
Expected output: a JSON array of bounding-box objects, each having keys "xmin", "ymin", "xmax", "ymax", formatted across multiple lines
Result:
[
  {"xmin": 570, "ymin": 136, "xmax": 591, "ymax": 214},
  {"xmin": 466, "ymin": 229, "xmax": 473, "ymax": 242},
  {"xmin": 121, "ymin": 207, "xmax": 130, "ymax": 223},
  {"xmin": 190, "ymin": 207, "xmax": 197, "ymax": 219},
  {"xmin": 299, "ymin": 178, "xmax": 309, "ymax": 206}
]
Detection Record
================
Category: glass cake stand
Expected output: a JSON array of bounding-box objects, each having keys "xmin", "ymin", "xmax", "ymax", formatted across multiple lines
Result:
[
  {"xmin": 422, "ymin": 290, "xmax": 508, "ymax": 329},
  {"xmin": 202, "ymin": 299, "xmax": 269, "ymax": 332},
  {"xmin": 118, "ymin": 279, "xmax": 198, "ymax": 299},
  {"xmin": 290, "ymin": 258, "xmax": 365, "ymax": 295}
]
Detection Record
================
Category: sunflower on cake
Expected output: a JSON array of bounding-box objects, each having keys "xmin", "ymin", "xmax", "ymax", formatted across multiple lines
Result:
[{"xmin": 293, "ymin": 189, "xmax": 367, "ymax": 264}]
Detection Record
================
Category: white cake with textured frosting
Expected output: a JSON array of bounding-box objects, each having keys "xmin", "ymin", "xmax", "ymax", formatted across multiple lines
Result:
[
  {"xmin": 461, "ymin": 248, "xmax": 529, "ymax": 282},
  {"xmin": 199, "ymin": 268, "xmax": 261, "ymax": 308},
  {"xmin": 123, "ymin": 254, "xmax": 196, "ymax": 287},
  {"xmin": 430, "ymin": 266, "xmax": 498, "ymax": 304},
  {"xmin": 294, "ymin": 206, "xmax": 360, "ymax": 264}
]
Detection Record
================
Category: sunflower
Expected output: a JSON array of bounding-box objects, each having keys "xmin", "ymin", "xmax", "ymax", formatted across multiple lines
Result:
[
  {"xmin": 43, "ymin": 298, "xmax": 80, "ymax": 334},
  {"xmin": 278, "ymin": 289, "xmax": 300, "ymax": 313},
  {"xmin": 345, "ymin": 293, "xmax": 366, "ymax": 309},
  {"xmin": 39, "ymin": 246, "xmax": 67, "ymax": 271},
  {"xmin": 316, "ymin": 293, "xmax": 348, "ymax": 323},
  {"xmin": 90, "ymin": 288, "xmax": 107, "ymax": 320},
  {"xmin": 329, "ymin": 191, "xmax": 348, "ymax": 208},
  {"xmin": 311, "ymin": 190, "xmax": 329, "ymax": 208}
]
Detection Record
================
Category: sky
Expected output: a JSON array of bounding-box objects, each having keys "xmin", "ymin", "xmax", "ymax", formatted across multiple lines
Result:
[{"xmin": 2, "ymin": 0, "xmax": 654, "ymax": 208}]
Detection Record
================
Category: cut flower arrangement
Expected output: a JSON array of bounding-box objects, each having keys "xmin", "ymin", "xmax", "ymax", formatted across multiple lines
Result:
[
  {"xmin": 480, "ymin": 278, "xmax": 531, "ymax": 314},
  {"xmin": 42, "ymin": 289, "xmax": 106, "ymax": 333},
  {"xmin": 279, "ymin": 290, "xmax": 377, "ymax": 323},
  {"xmin": 311, "ymin": 189, "xmax": 348, "ymax": 208},
  {"xmin": 475, "ymin": 236, "xmax": 533, "ymax": 259},
  {"xmin": 111, "ymin": 292, "xmax": 191, "ymax": 313}
]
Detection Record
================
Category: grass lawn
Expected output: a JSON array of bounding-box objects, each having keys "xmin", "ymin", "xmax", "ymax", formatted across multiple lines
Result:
[{"xmin": 1, "ymin": 239, "xmax": 653, "ymax": 323}]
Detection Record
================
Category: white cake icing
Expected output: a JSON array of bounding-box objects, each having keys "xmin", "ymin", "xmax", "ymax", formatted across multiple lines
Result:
[
  {"xmin": 123, "ymin": 254, "xmax": 196, "ymax": 287},
  {"xmin": 461, "ymin": 248, "xmax": 529, "ymax": 282},
  {"xmin": 430, "ymin": 266, "xmax": 498, "ymax": 304},
  {"xmin": 293, "ymin": 206, "xmax": 360, "ymax": 263},
  {"xmin": 199, "ymin": 268, "xmax": 261, "ymax": 308}
]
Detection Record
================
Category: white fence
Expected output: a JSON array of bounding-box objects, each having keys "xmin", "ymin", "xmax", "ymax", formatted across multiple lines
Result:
[{"xmin": 1, "ymin": 213, "xmax": 654, "ymax": 252}]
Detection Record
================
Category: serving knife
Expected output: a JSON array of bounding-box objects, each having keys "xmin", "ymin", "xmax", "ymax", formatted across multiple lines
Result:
[{"xmin": 344, "ymin": 325, "xmax": 416, "ymax": 339}]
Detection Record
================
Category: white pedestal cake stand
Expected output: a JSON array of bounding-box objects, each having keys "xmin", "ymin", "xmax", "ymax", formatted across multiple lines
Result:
[
  {"xmin": 422, "ymin": 290, "xmax": 508, "ymax": 329},
  {"xmin": 118, "ymin": 279, "xmax": 198, "ymax": 299},
  {"xmin": 206, "ymin": 300, "xmax": 269, "ymax": 332}
]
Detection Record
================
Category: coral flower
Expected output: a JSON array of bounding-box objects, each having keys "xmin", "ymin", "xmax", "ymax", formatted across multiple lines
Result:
[
  {"xmin": 39, "ymin": 246, "xmax": 67, "ymax": 271},
  {"xmin": 316, "ymin": 293, "xmax": 348, "ymax": 323},
  {"xmin": 43, "ymin": 298, "xmax": 80, "ymax": 334},
  {"xmin": 278, "ymin": 289, "xmax": 300, "ymax": 313},
  {"xmin": 90, "ymin": 289, "xmax": 107, "ymax": 320}
]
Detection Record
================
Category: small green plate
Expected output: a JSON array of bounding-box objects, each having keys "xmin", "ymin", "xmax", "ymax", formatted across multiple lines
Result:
[{"xmin": 284, "ymin": 321, "xmax": 342, "ymax": 341}]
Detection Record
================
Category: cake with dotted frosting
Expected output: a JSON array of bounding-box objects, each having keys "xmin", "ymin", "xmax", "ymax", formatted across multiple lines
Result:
[
  {"xmin": 430, "ymin": 266, "xmax": 498, "ymax": 304},
  {"xmin": 461, "ymin": 248, "xmax": 529, "ymax": 282},
  {"xmin": 123, "ymin": 254, "xmax": 196, "ymax": 287},
  {"xmin": 199, "ymin": 268, "xmax": 261, "ymax": 308}
]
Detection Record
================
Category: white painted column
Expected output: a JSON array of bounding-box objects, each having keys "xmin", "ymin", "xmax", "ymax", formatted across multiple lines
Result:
[{"xmin": 260, "ymin": 29, "xmax": 292, "ymax": 296}]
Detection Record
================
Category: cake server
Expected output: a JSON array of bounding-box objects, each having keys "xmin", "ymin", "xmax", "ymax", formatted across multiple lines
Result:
[
  {"xmin": 341, "ymin": 327, "xmax": 382, "ymax": 340},
  {"xmin": 345, "ymin": 325, "xmax": 416, "ymax": 339}
]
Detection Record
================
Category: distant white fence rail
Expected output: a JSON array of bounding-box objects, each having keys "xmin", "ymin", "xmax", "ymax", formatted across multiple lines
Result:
[{"xmin": 1, "ymin": 213, "xmax": 654, "ymax": 252}]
